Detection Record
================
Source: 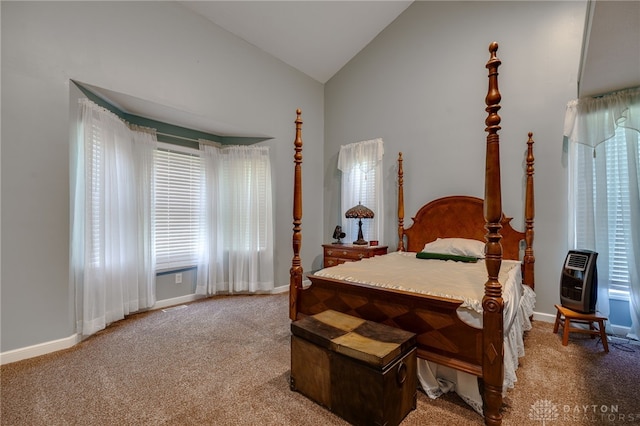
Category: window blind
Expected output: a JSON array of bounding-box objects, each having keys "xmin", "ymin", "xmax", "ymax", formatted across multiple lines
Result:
[
  {"xmin": 154, "ymin": 147, "xmax": 203, "ymax": 270},
  {"xmin": 88, "ymin": 124, "xmax": 103, "ymax": 267},
  {"xmin": 350, "ymin": 162, "xmax": 378, "ymax": 239},
  {"xmin": 604, "ymin": 129, "xmax": 632, "ymax": 299}
]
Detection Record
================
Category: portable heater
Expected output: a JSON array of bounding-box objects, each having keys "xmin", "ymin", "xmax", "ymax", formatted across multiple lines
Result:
[{"xmin": 560, "ymin": 250, "xmax": 598, "ymax": 314}]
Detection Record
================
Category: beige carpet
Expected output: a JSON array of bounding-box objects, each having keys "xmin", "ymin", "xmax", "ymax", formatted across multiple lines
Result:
[{"xmin": 2, "ymin": 293, "xmax": 639, "ymax": 425}]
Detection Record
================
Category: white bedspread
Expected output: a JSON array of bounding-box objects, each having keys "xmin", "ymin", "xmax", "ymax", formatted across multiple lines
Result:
[
  {"xmin": 314, "ymin": 251, "xmax": 520, "ymax": 316},
  {"xmin": 313, "ymin": 250, "xmax": 536, "ymax": 416}
]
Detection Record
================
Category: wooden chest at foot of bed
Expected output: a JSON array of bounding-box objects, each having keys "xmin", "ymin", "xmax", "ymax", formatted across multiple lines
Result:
[{"xmin": 290, "ymin": 310, "xmax": 417, "ymax": 426}]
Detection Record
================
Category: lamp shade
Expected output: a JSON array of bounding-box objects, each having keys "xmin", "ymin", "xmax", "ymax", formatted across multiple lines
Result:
[
  {"xmin": 345, "ymin": 203, "xmax": 374, "ymax": 245},
  {"xmin": 344, "ymin": 203, "xmax": 374, "ymax": 219}
]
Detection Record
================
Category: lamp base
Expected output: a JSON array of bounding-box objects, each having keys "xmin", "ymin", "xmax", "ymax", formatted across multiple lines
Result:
[{"xmin": 353, "ymin": 219, "xmax": 368, "ymax": 245}]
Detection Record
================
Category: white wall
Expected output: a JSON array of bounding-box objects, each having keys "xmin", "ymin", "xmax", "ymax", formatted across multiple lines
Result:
[
  {"xmin": 324, "ymin": 1, "xmax": 588, "ymax": 319},
  {"xmin": 1, "ymin": 1, "xmax": 324, "ymax": 353}
]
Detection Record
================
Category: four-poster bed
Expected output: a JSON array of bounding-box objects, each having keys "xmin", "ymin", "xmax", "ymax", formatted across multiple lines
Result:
[{"xmin": 289, "ymin": 43, "xmax": 535, "ymax": 426}]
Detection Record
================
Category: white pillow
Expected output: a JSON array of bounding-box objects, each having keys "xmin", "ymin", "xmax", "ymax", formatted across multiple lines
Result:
[{"xmin": 422, "ymin": 238, "xmax": 485, "ymax": 258}]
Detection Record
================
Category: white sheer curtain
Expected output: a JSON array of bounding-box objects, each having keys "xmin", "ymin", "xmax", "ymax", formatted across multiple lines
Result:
[
  {"xmin": 131, "ymin": 125, "xmax": 157, "ymax": 310},
  {"xmin": 197, "ymin": 144, "xmax": 223, "ymax": 294},
  {"xmin": 71, "ymin": 99, "xmax": 156, "ymax": 337},
  {"xmin": 196, "ymin": 144, "xmax": 274, "ymax": 295},
  {"xmin": 564, "ymin": 87, "xmax": 640, "ymax": 339},
  {"xmin": 338, "ymin": 138, "xmax": 384, "ymax": 244}
]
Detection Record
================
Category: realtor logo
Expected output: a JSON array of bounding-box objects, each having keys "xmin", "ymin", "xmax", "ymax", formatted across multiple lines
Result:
[
  {"xmin": 529, "ymin": 399, "xmax": 560, "ymax": 425},
  {"xmin": 529, "ymin": 399, "xmax": 639, "ymax": 424}
]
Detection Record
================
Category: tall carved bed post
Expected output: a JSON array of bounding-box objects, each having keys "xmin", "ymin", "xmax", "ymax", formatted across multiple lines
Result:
[
  {"xmin": 397, "ymin": 152, "xmax": 405, "ymax": 252},
  {"xmin": 482, "ymin": 42, "xmax": 504, "ymax": 426},
  {"xmin": 523, "ymin": 133, "xmax": 536, "ymax": 289},
  {"xmin": 290, "ymin": 109, "xmax": 304, "ymax": 321}
]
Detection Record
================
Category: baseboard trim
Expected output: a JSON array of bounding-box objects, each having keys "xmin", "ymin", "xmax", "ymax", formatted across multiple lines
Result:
[
  {"xmin": 533, "ymin": 311, "xmax": 557, "ymax": 323},
  {"xmin": 152, "ymin": 294, "xmax": 204, "ymax": 310},
  {"xmin": 1, "ymin": 334, "xmax": 80, "ymax": 366},
  {"xmin": 609, "ymin": 324, "xmax": 631, "ymax": 337},
  {"xmin": 271, "ymin": 285, "xmax": 289, "ymax": 294}
]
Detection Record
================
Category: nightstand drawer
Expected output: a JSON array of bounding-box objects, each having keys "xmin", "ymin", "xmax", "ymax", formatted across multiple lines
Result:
[
  {"xmin": 323, "ymin": 257, "xmax": 350, "ymax": 267},
  {"xmin": 325, "ymin": 248, "xmax": 367, "ymax": 261},
  {"xmin": 322, "ymin": 244, "xmax": 388, "ymax": 268}
]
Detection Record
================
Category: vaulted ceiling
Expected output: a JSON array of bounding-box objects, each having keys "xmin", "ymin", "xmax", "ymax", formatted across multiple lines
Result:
[
  {"xmin": 178, "ymin": 1, "xmax": 413, "ymax": 84},
  {"xmin": 180, "ymin": 0, "xmax": 639, "ymax": 96}
]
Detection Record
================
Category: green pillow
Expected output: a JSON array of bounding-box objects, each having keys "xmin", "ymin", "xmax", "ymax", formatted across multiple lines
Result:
[{"xmin": 416, "ymin": 251, "xmax": 479, "ymax": 263}]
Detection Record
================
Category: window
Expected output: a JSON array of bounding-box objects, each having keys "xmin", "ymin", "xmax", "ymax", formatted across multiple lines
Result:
[
  {"xmin": 572, "ymin": 123, "xmax": 640, "ymax": 302},
  {"xmin": 337, "ymin": 138, "xmax": 384, "ymax": 244},
  {"xmin": 574, "ymin": 127, "xmax": 634, "ymax": 300},
  {"xmin": 154, "ymin": 145, "xmax": 204, "ymax": 270},
  {"xmin": 74, "ymin": 98, "xmax": 275, "ymax": 337}
]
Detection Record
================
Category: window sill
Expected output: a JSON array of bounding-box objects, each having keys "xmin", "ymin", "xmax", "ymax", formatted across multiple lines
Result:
[
  {"xmin": 156, "ymin": 265, "xmax": 197, "ymax": 276},
  {"xmin": 608, "ymin": 291, "xmax": 630, "ymax": 302}
]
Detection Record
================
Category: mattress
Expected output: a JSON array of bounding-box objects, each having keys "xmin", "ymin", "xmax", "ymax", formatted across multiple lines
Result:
[{"xmin": 314, "ymin": 251, "xmax": 521, "ymax": 320}]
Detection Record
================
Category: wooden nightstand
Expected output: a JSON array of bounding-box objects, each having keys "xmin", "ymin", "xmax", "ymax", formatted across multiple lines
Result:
[{"xmin": 322, "ymin": 244, "xmax": 388, "ymax": 268}]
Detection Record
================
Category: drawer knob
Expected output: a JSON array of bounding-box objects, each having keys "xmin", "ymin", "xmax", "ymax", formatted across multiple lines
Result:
[
  {"xmin": 327, "ymin": 250, "xmax": 333, "ymax": 255},
  {"xmin": 327, "ymin": 260, "xmax": 335, "ymax": 266},
  {"xmin": 358, "ymin": 253, "xmax": 364, "ymax": 259},
  {"xmin": 342, "ymin": 251, "xmax": 347, "ymax": 255}
]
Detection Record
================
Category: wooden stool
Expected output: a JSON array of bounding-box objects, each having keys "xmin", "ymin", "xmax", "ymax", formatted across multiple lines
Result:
[{"xmin": 553, "ymin": 304, "xmax": 609, "ymax": 352}]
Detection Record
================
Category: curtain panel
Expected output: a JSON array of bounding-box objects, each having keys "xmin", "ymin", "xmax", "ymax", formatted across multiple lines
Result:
[
  {"xmin": 196, "ymin": 144, "xmax": 274, "ymax": 295},
  {"xmin": 338, "ymin": 138, "xmax": 385, "ymax": 245},
  {"xmin": 564, "ymin": 87, "xmax": 640, "ymax": 340},
  {"xmin": 71, "ymin": 99, "xmax": 156, "ymax": 337}
]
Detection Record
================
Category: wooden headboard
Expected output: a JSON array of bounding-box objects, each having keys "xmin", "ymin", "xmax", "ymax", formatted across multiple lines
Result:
[{"xmin": 399, "ymin": 195, "xmax": 524, "ymax": 260}]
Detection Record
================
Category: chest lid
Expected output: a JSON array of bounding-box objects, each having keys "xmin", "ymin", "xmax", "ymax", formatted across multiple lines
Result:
[{"xmin": 291, "ymin": 310, "xmax": 416, "ymax": 369}]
